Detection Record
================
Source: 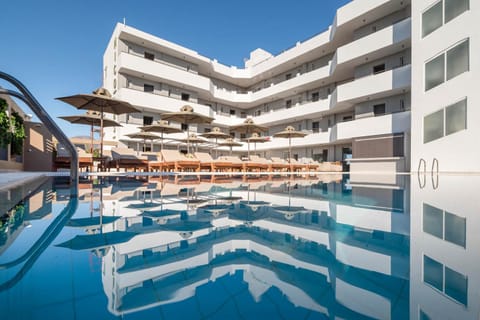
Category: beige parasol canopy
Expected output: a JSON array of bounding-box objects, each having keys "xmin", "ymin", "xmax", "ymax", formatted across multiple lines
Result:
[
  {"xmin": 242, "ymin": 132, "xmax": 269, "ymax": 155},
  {"xmin": 161, "ymin": 105, "xmax": 214, "ymax": 153},
  {"xmin": 201, "ymin": 127, "xmax": 230, "ymax": 157},
  {"xmin": 59, "ymin": 110, "xmax": 121, "ymax": 153},
  {"xmin": 140, "ymin": 120, "xmax": 182, "ymax": 151},
  {"xmin": 218, "ymin": 138, "xmax": 243, "ymax": 155},
  {"xmin": 230, "ymin": 118, "xmax": 268, "ymax": 157},
  {"xmin": 273, "ymin": 126, "xmax": 307, "ymax": 162},
  {"xmin": 57, "ymin": 88, "xmax": 139, "ymax": 158},
  {"xmin": 126, "ymin": 131, "xmax": 160, "ymax": 152},
  {"xmin": 179, "ymin": 133, "xmax": 208, "ymax": 152}
]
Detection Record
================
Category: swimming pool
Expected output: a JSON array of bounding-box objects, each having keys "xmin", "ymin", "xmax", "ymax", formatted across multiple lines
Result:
[{"xmin": 0, "ymin": 173, "xmax": 476, "ymax": 319}]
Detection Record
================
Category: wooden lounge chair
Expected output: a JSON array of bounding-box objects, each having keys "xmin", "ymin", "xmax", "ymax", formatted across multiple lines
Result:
[
  {"xmin": 288, "ymin": 158, "xmax": 306, "ymax": 172},
  {"xmin": 54, "ymin": 145, "xmax": 93, "ymax": 172},
  {"xmin": 109, "ymin": 147, "xmax": 148, "ymax": 172},
  {"xmin": 194, "ymin": 152, "xmax": 232, "ymax": 172},
  {"xmin": 217, "ymin": 156, "xmax": 245, "ymax": 171},
  {"xmin": 247, "ymin": 155, "xmax": 270, "ymax": 172},
  {"xmin": 161, "ymin": 149, "xmax": 200, "ymax": 172},
  {"xmin": 301, "ymin": 157, "xmax": 320, "ymax": 171},
  {"xmin": 270, "ymin": 157, "xmax": 289, "ymax": 172}
]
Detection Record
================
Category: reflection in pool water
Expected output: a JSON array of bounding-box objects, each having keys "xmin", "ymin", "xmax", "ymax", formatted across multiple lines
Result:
[{"xmin": 0, "ymin": 174, "xmax": 477, "ymax": 319}]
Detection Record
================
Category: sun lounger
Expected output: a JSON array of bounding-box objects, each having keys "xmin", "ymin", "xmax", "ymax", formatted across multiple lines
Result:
[
  {"xmin": 54, "ymin": 145, "xmax": 93, "ymax": 172},
  {"xmin": 301, "ymin": 157, "xmax": 320, "ymax": 171},
  {"xmin": 108, "ymin": 147, "xmax": 148, "ymax": 172},
  {"xmin": 270, "ymin": 157, "xmax": 289, "ymax": 172},
  {"xmin": 160, "ymin": 149, "xmax": 200, "ymax": 172},
  {"xmin": 288, "ymin": 158, "xmax": 307, "ymax": 172},
  {"xmin": 217, "ymin": 156, "xmax": 245, "ymax": 171},
  {"xmin": 247, "ymin": 155, "xmax": 270, "ymax": 172},
  {"xmin": 194, "ymin": 152, "xmax": 232, "ymax": 172}
]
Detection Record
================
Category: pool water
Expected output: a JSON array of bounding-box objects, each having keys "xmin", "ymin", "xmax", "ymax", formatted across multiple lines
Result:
[{"xmin": 0, "ymin": 174, "xmax": 477, "ymax": 319}]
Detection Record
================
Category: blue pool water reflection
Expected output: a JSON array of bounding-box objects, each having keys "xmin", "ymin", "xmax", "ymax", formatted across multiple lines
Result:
[{"xmin": 0, "ymin": 174, "xmax": 477, "ymax": 319}]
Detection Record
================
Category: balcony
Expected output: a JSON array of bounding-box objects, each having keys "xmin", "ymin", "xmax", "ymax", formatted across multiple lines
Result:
[
  {"xmin": 333, "ymin": 111, "xmax": 410, "ymax": 142},
  {"xmin": 334, "ymin": 64, "xmax": 411, "ymax": 108}
]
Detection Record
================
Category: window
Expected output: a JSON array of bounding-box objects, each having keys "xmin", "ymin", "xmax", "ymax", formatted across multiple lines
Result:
[
  {"xmin": 240, "ymin": 112, "xmax": 246, "ymax": 118},
  {"xmin": 181, "ymin": 93, "xmax": 190, "ymax": 101},
  {"xmin": 229, "ymin": 109, "xmax": 236, "ymax": 115},
  {"xmin": 286, "ymin": 73, "xmax": 292, "ymax": 80},
  {"xmin": 445, "ymin": 0, "xmax": 469, "ymax": 23},
  {"xmin": 423, "ymin": 203, "xmax": 466, "ymax": 247},
  {"xmin": 144, "ymin": 84, "xmax": 154, "ymax": 93},
  {"xmin": 312, "ymin": 121, "xmax": 319, "ymax": 133},
  {"xmin": 423, "ymin": 255, "xmax": 468, "ymax": 305},
  {"xmin": 343, "ymin": 116, "xmax": 353, "ymax": 122},
  {"xmin": 422, "ymin": 1, "xmax": 443, "ymax": 37},
  {"xmin": 181, "ymin": 123, "xmax": 188, "ymax": 131},
  {"xmin": 425, "ymin": 54, "xmax": 445, "ymax": 90},
  {"xmin": 230, "ymin": 132, "xmax": 235, "ymax": 138},
  {"xmin": 373, "ymin": 103, "xmax": 386, "ymax": 116},
  {"xmin": 373, "ymin": 63, "xmax": 386, "ymax": 74},
  {"xmin": 204, "ymin": 128, "xmax": 211, "ymax": 133},
  {"xmin": 424, "ymin": 109, "xmax": 444, "ymax": 143},
  {"xmin": 447, "ymin": 39, "xmax": 469, "ymax": 80},
  {"xmin": 240, "ymin": 133, "xmax": 246, "ymax": 139},
  {"xmin": 423, "ymin": 0, "xmax": 469, "ymax": 37},
  {"xmin": 286, "ymin": 100, "xmax": 292, "ymax": 109},
  {"xmin": 424, "ymin": 98, "xmax": 467, "ymax": 143},
  {"xmin": 143, "ymin": 116, "xmax": 153, "ymax": 126},
  {"xmin": 144, "ymin": 52, "xmax": 155, "ymax": 60},
  {"xmin": 312, "ymin": 92, "xmax": 319, "ymax": 102}
]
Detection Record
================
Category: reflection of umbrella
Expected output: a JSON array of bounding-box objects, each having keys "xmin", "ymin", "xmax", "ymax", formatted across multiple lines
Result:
[
  {"xmin": 218, "ymin": 138, "xmax": 243, "ymax": 156},
  {"xmin": 66, "ymin": 216, "xmax": 120, "ymax": 227},
  {"xmin": 201, "ymin": 127, "xmax": 230, "ymax": 157},
  {"xmin": 179, "ymin": 133, "xmax": 208, "ymax": 153},
  {"xmin": 159, "ymin": 220, "xmax": 212, "ymax": 232},
  {"xmin": 199, "ymin": 204, "xmax": 230, "ymax": 217},
  {"xmin": 57, "ymin": 88, "xmax": 139, "ymax": 158},
  {"xmin": 56, "ymin": 231, "xmax": 137, "ymax": 250},
  {"xmin": 230, "ymin": 118, "xmax": 268, "ymax": 157},
  {"xmin": 161, "ymin": 105, "xmax": 214, "ymax": 153},
  {"xmin": 140, "ymin": 120, "xmax": 182, "ymax": 151},
  {"xmin": 59, "ymin": 111, "xmax": 122, "ymax": 153},
  {"xmin": 242, "ymin": 132, "xmax": 269, "ymax": 155},
  {"xmin": 272, "ymin": 180, "xmax": 308, "ymax": 219},
  {"xmin": 273, "ymin": 126, "xmax": 307, "ymax": 162},
  {"xmin": 140, "ymin": 209, "xmax": 187, "ymax": 218},
  {"xmin": 126, "ymin": 131, "xmax": 160, "ymax": 152}
]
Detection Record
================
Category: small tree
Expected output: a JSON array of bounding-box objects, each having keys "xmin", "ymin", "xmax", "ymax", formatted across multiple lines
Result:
[{"xmin": 0, "ymin": 98, "xmax": 26, "ymax": 155}]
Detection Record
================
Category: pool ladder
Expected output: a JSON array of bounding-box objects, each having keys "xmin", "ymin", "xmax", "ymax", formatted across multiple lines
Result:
[
  {"xmin": 0, "ymin": 71, "xmax": 78, "ymax": 188},
  {"xmin": 418, "ymin": 158, "xmax": 439, "ymax": 189}
]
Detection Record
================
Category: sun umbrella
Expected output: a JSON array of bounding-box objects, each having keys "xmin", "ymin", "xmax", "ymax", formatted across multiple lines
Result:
[
  {"xmin": 200, "ymin": 127, "xmax": 230, "ymax": 157},
  {"xmin": 179, "ymin": 133, "xmax": 208, "ymax": 153},
  {"xmin": 230, "ymin": 118, "xmax": 268, "ymax": 157},
  {"xmin": 59, "ymin": 110, "xmax": 122, "ymax": 153},
  {"xmin": 140, "ymin": 120, "xmax": 182, "ymax": 151},
  {"xmin": 218, "ymin": 138, "xmax": 243, "ymax": 155},
  {"xmin": 57, "ymin": 88, "xmax": 139, "ymax": 158},
  {"xmin": 273, "ymin": 126, "xmax": 307, "ymax": 163},
  {"xmin": 242, "ymin": 132, "xmax": 269, "ymax": 155},
  {"xmin": 126, "ymin": 131, "xmax": 160, "ymax": 152},
  {"xmin": 161, "ymin": 105, "xmax": 214, "ymax": 154}
]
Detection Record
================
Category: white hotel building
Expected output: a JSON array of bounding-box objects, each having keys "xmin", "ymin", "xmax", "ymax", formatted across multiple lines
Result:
[{"xmin": 102, "ymin": 0, "xmax": 477, "ymax": 173}]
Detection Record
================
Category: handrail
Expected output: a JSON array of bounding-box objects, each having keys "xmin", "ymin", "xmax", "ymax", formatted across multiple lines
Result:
[
  {"xmin": 418, "ymin": 158, "xmax": 426, "ymax": 174},
  {"xmin": 431, "ymin": 158, "xmax": 439, "ymax": 190},
  {"xmin": 0, "ymin": 71, "xmax": 78, "ymax": 190},
  {"xmin": 432, "ymin": 158, "xmax": 439, "ymax": 175},
  {"xmin": 417, "ymin": 158, "xmax": 427, "ymax": 189}
]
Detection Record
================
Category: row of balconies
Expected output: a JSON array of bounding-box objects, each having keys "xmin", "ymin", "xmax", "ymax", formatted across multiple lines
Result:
[
  {"xmin": 117, "ymin": 18, "xmax": 411, "ymax": 108},
  {"xmin": 114, "ymin": 64, "xmax": 411, "ymax": 129}
]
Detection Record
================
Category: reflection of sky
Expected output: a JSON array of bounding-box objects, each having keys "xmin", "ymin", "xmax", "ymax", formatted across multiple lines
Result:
[{"xmin": 2, "ymin": 175, "xmax": 479, "ymax": 319}]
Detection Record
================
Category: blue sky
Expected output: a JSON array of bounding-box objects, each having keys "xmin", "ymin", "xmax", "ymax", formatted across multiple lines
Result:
[{"xmin": 0, "ymin": 0, "xmax": 350, "ymax": 137}]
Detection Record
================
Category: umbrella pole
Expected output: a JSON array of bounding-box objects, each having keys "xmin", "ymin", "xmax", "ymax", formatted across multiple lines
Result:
[
  {"xmin": 161, "ymin": 132, "xmax": 164, "ymax": 152},
  {"xmin": 187, "ymin": 125, "xmax": 190, "ymax": 154},
  {"xmin": 215, "ymin": 138, "xmax": 218, "ymax": 158},
  {"xmin": 289, "ymin": 137, "xmax": 292, "ymax": 172},
  {"xmin": 90, "ymin": 124, "xmax": 94, "ymax": 153},
  {"xmin": 230, "ymin": 146, "xmax": 233, "ymax": 156},
  {"xmin": 100, "ymin": 110, "xmax": 104, "ymax": 159}
]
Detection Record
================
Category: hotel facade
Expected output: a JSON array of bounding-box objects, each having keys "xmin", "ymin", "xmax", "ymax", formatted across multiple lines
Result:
[{"xmin": 102, "ymin": 0, "xmax": 476, "ymax": 173}]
